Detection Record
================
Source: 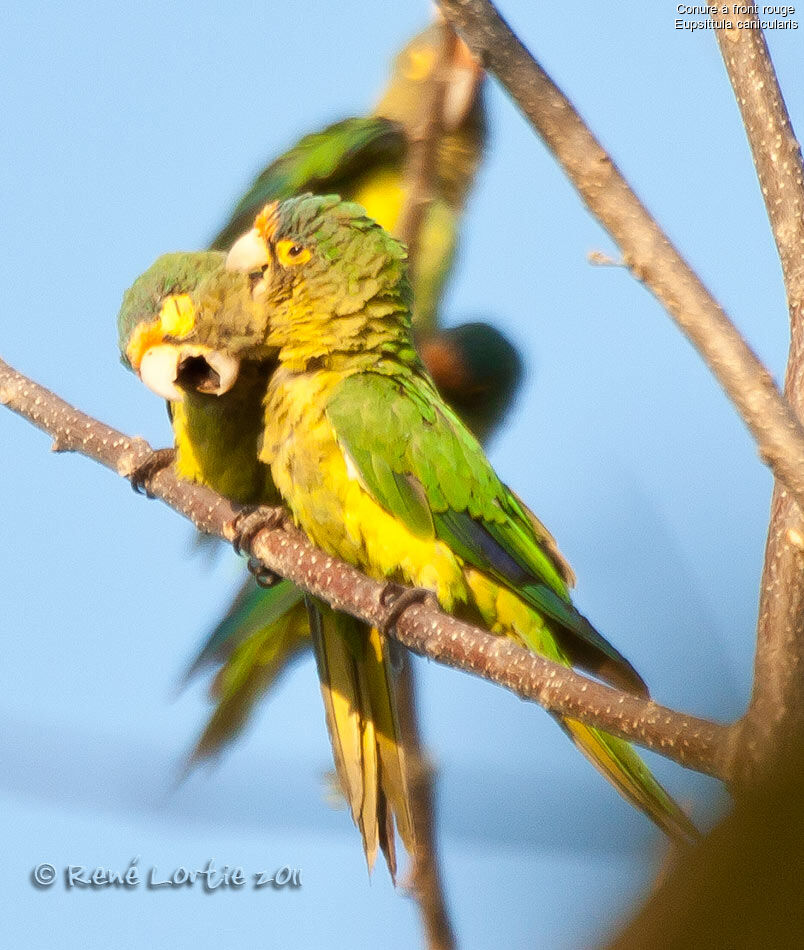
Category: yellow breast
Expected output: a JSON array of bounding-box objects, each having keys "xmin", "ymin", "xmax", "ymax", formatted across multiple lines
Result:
[
  {"xmin": 350, "ymin": 167, "xmax": 405, "ymax": 235},
  {"xmin": 260, "ymin": 372, "xmax": 466, "ymax": 610},
  {"xmin": 171, "ymin": 368, "xmax": 278, "ymax": 506}
]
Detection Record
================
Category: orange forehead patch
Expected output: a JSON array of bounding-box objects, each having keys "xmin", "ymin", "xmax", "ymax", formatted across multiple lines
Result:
[
  {"xmin": 125, "ymin": 294, "xmax": 196, "ymax": 371},
  {"xmin": 254, "ymin": 202, "xmax": 281, "ymax": 243},
  {"xmin": 126, "ymin": 319, "xmax": 166, "ymax": 371},
  {"xmin": 453, "ymin": 35, "xmax": 481, "ymax": 71}
]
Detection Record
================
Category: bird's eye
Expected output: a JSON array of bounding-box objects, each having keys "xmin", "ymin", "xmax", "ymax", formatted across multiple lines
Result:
[{"xmin": 275, "ymin": 239, "xmax": 311, "ymax": 267}]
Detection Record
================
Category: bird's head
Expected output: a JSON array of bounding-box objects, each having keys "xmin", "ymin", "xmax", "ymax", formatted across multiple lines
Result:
[
  {"xmin": 119, "ymin": 197, "xmax": 414, "ymax": 400},
  {"xmin": 223, "ymin": 194, "xmax": 413, "ymax": 367},
  {"xmin": 375, "ymin": 21, "xmax": 484, "ymax": 134},
  {"xmin": 117, "ymin": 251, "xmax": 262, "ymax": 402}
]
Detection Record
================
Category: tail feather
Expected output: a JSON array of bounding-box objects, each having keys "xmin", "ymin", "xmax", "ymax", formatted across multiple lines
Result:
[
  {"xmin": 189, "ymin": 599, "xmax": 309, "ymax": 762},
  {"xmin": 307, "ymin": 598, "xmax": 416, "ymax": 878},
  {"xmin": 363, "ymin": 627, "xmax": 416, "ymax": 851},
  {"xmin": 183, "ymin": 578, "xmax": 306, "ymax": 683},
  {"xmin": 561, "ymin": 718, "xmax": 699, "ymax": 844}
]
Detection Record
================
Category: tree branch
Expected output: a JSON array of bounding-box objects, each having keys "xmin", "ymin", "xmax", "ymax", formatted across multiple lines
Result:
[
  {"xmin": 711, "ymin": 20, "xmax": 804, "ymax": 780},
  {"xmin": 0, "ymin": 355, "xmax": 731, "ymax": 780},
  {"xmin": 436, "ymin": 0, "xmax": 804, "ymax": 515},
  {"xmin": 396, "ymin": 660, "xmax": 455, "ymax": 950},
  {"xmin": 395, "ymin": 27, "xmax": 462, "ymax": 948},
  {"xmin": 396, "ymin": 22, "xmax": 457, "ymax": 265}
]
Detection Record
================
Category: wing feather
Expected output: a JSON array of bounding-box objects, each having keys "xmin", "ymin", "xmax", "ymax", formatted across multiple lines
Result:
[
  {"xmin": 211, "ymin": 118, "xmax": 405, "ymax": 250},
  {"xmin": 328, "ymin": 372, "xmax": 646, "ymax": 694}
]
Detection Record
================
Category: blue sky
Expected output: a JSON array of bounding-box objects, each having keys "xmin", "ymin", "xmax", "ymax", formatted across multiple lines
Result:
[{"xmin": 1, "ymin": 2, "xmax": 801, "ymax": 947}]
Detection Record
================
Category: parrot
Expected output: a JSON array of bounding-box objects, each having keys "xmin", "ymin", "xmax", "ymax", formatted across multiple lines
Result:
[
  {"xmin": 123, "ymin": 194, "xmax": 699, "ymax": 844},
  {"xmin": 180, "ymin": 19, "xmax": 519, "ymax": 765},
  {"xmin": 209, "ymin": 20, "xmax": 484, "ymax": 336},
  {"xmin": 207, "ymin": 18, "xmax": 521, "ymax": 441},
  {"xmin": 118, "ymin": 251, "xmax": 417, "ymax": 875}
]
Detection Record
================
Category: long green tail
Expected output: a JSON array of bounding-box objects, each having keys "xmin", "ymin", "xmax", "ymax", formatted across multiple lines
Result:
[
  {"xmin": 185, "ymin": 579, "xmax": 307, "ymax": 761},
  {"xmin": 186, "ymin": 581, "xmax": 417, "ymax": 876},
  {"xmin": 560, "ymin": 718, "xmax": 699, "ymax": 844}
]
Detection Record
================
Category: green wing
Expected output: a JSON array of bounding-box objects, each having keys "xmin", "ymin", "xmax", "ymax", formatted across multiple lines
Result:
[
  {"xmin": 182, "ymin": 579, "xmax": 308, "ymax": 762},
  {"xmin": 327, "ymin": 371, "xmax": 646, "ymax": 695},
  {"xmin": 184, "ymin": 578, "xmax": 305, "ymax": 680},
  {"xmin": 210, "ymin": 117, "xmax": 405, "ymax": 250}
]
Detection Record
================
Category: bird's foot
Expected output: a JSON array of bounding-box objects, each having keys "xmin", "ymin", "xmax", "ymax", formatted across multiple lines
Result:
[
  {"xmin": 247, "ymin": 555, "xmax": 282, "ymax": 588},
  {"xmin": 230, "ymin": 505, "xmax": 286, "ymax": 587},
  {"xmin": 378, "ymin": 583, "xmax": 439, "ymax": 635},
  {"xmin": 129, "ymin": 447, "xmax": 176, "ymax": 497}
]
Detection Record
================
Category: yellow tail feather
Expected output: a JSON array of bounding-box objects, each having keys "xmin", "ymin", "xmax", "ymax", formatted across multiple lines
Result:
[
  {"xmin": 561, "ymin": 718, "xmax": 699, "ymax": 844},
  {"xmin": 307, "ymin": 599, "xmax": 416, "ymax": 877}
]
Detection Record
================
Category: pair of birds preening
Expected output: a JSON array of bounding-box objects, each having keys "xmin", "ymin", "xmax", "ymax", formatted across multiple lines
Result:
[{"xmin": 117, "ymin": 21, "xmax": 697, "ymax": 876}]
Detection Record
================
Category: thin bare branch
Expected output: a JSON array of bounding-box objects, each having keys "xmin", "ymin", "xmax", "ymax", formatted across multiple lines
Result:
[
  {"xmin": 396, "ymin": 662, "xmax": 455, "ymax": 950},
  {"xmin": 396, "ymin": 22, "xmax": 457, "ymax": 262},
  {"xmin": 436, "ymin": 0, "xmax": 804, "ymax": 514},
  {"xmin": 712, "ymin": 19, "xmax": 804, "ymax": 779},
  {"xmin": 0, "ymin": 355, "xmax": 731, "ymax": 780},
  {"xmin": 395, "ymin": 27, "xmax": 461, "ymax": 947}
]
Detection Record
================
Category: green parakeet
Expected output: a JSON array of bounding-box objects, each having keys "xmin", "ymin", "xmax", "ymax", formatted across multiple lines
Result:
[
  {"xmin": 126, "ymin": 194, "xmax": 698, "ymax": 843},
  {"xmin": 210, "ymin": 21, "xmax": 484, "ymax": 335},
  {"xmin": 207, "ymin": 19, "xmax": 521, "ymax": 439},
  {"xmin": 119, "ymin": 251, "xmax": 416, "ymax": 875},
  {"xmin": 185, "ymin": 20, "xmax": 517, "ymax": 765}
]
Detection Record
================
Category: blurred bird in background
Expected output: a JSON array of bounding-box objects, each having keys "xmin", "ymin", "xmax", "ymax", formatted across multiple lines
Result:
[
  {"xmin": 120, "ymin": 194, "xmax": 697, "ymax": 851},
  {"xmin": 183, "ymin": 17, "xmax": 522, "ymax": 775}
]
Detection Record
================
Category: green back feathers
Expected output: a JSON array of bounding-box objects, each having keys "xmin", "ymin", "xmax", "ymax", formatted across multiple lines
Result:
[
  {"xmin": 326, "ymin": 370, "xmax": 646, "ymax": 694},
  {"xmin": 210, "ymin": 118, "xmax": 405, "ymax": 251},
  {"xmin": 326, "ymin": 371, "xmax": 568, "ymax": 594}
]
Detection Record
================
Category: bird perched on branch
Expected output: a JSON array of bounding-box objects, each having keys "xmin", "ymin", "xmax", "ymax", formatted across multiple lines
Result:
[
  {"xmin": 181, "ymin": 20, "xmax": 517, "ymax": 767},
  {"xmin": 210, "ymin": 21, "xmax": 484, "ymax": 335},
  {"xmin": 119, "ymin": 250, "xmax": 415, "ymax": 876},
  {"xmin": 118, "ymin": 24, "xmax": 521, "ymax": 873},
  {"xmin": 208, "ymin": 19, "xmax": 521, "ymax": 440},
  {"xmin": 121, "ymin": 194, "xmax": 698, "ymax": 844}
]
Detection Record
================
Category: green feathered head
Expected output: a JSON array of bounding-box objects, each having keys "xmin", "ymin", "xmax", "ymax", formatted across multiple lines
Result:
[
  {"xmin": 121, "ymin": 196, "xmax": 415, "ymax": 402},
  {"xmin": 117, "ymin": 251, "xmax": 225, "ymax": 369},
  {"xmin": 223, "ymin": 194, "xmax": 414, "ymax": 365},
  {"xmin": 117, "ymin": 250, "xmax": 264, "ymax": 402}
]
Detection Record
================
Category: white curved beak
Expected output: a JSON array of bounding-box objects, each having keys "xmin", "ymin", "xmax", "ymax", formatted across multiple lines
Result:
[
  {"xmin": 139, "ymin": 344, "xmax": 240, "ymax": 401},
  {"xmin": 226, "ymin": 228, "xmax": 269, "ymax": 273}
]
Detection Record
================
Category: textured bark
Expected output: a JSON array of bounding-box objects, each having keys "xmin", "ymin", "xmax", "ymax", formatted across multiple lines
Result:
[
  {"xmin": 395, "ymin": 28, "xmax": 461, "ymax": 946},
  {"xmin": 713, "ymin": 20, "xmax": 804, "ymax": 781},
  {"xmin": 396, "ymin": 661, "xmax": 455, "ymax": 950},
  {"xmin": 607, "ymin": 742, "xmax": 804, "ymax": 949},
  {"xmin": 396, "ymin": 22, "xmax": 458, "ymax": 278},
  {"xmin": 0, "ymin": 355, "xmax": 731, "ymax": 779}
]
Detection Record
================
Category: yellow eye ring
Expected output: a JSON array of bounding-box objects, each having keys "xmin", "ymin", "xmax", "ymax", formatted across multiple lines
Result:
[{"xmin": 275, "ymin": 239, "xmax": 311, "ymax": 267}]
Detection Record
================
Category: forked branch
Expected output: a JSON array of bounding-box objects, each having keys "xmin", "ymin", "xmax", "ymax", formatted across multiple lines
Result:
[
  {"xmin": 0, "ymin": 355, "xmax": 731, "ymax": 780},
  {"xmin": 436, "ymin": 0, "xmax": 804, "ymax": 516}
]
